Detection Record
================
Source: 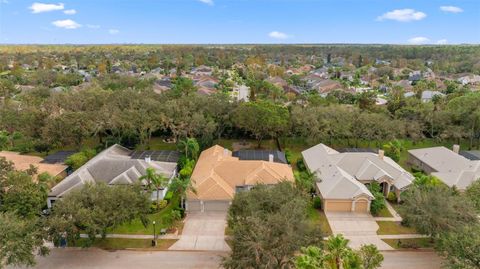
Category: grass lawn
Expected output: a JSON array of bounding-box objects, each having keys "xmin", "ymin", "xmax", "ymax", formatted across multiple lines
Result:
[
  {"xmin": 382, "ymin": 238, "xmax": 434, "ymax": 249},
  {"xmin": 74, "ymin": 238, "xmax": 177, "ymax": 250},
  {"xmin": 137, "ymin": 137, "xmax": 178, "ymax": 151},
  {"xmin": 373, "ymin": 206, "xmax": 393, "ymax": 218},
  {"xmin": 225, "ymin": 226, "xmax": 234, "ymax": 237},
  {"xmin": 376, "ymin": 221, "xmax": 417, "ymax": 235},
  {"xmin": 109, "ymin": 194, "xmax": 181, "ymax": 235},
  {"xmin": 307, "ymin": 205, "xmax": 332, "ymax": 236}
]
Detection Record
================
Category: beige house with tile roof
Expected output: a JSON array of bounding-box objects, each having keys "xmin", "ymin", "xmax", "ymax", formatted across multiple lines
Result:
[
  {"xmin": 0, "ymin": 151, "xmax": 68, "ymax": 180},
  {"xmin": 302, "ymin": 144, "xmax": 413, "ymax": 212},
  {"xmin": 186, "ymin": 145, "xmax": 294, "ymax": 212}
]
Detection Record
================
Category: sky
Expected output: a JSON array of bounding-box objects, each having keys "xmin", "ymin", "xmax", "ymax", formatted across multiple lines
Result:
[{"xmin": 0, "ymin": 0, "xmax": 479, "ymax": 44}]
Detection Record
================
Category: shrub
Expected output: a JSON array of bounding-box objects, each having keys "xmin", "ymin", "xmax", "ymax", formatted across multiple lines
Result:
[
  {"xmin": 313, "ymin": 197, "xmax": 322, "ymax": 209},
  {"xmin": 387, "ymin": 192, "xmax": 396, "ymax": 202},
  {"xmin": 368, "ymin": 182, "xmax": 386, "ymax": 215},
  {"xmin": 164, "ymin": 191, "xmax": 173, "ymax": 202},
  {"xmin": 284, "ymin": 149, "xmax": 292, "ymax": 164},
  {"xmin": 150, "ymin": 203, "xmax": 158, "ymax": 213},
  {"xmin": 157, "ymin": 199, "xmax": 168, "ymax": 209},
  {"xmin": 296, "ymin": 158, "xmax": 306, "ymax": 171}
]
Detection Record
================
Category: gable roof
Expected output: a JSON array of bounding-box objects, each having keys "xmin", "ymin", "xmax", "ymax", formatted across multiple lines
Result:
[
  {"xmin": 302, "ymin": 144, "xmax": 414, "ymax": 200},
  {"xmin": 409, "ymin": 147, "xmax": 480, "ymax": 190},
  {"xmin": 48, "ymin": 144, "xmax": 177, "ymax": 198},
  {"xmin": 188, "ymin": 145, "xmax": 294, "ymax": 201}
]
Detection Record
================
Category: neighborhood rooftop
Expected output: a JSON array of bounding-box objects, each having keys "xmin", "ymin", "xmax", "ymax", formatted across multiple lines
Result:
[
  {"xmin": 0, "ymin": 151, "xmax": 68, "ymax": 178},
  {"xmin": 48, "ymin": 144, "xmax": 178, "ymax": 201},
  {"xmin": 232, "ymin": 150, "xmax": 287, "ymax": 164}
]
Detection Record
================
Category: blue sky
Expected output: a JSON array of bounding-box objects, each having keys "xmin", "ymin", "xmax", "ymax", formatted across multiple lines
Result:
[{"xmin": 0, "ymin": 0, "xmax": 479, "ymax": 44}]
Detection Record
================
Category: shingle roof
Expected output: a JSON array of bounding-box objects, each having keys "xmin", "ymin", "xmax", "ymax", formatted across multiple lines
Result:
[
  {"xmin": 409, "ymin": 147, "xmax": 480, "ymax": 190},
  {"xmin": 188, "ymin": 145, "xmax": 294, "ymax": 201},
  {"xmin": 302, "ymin": 144, "xmax": 414, "ymax": 200},
  {"xmin": 48, "ymin": 144, "xmax": 178, "ymax": 198}
]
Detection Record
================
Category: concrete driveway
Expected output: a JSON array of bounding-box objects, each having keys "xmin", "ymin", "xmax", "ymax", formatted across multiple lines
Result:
[
  {"xmin": 169, "ymin": 212, "xmax": 230, "ymax": 252},
  {"xmin": 325, "ymin": 212, "xmax": 393, "ymax": 250}
]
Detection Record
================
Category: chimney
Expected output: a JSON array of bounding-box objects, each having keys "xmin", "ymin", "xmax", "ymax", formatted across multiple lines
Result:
[
  {"xmin": 268, "ymin": 154, "xmax": 274, "ymax": 163},
  {"xmin": 145, "ymin": 156, "xmax": 151, "ymax": 163},
  {"xmin": 452, "ymin": 144, "xmax": 460, "ymax": 154},
  {"xmin": 378, "ymin": 150, "xmax": 384, "ymax": 160}
]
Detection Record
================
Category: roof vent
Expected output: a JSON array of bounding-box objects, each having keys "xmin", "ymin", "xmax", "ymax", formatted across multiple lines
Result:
[{"xmin": 452, "ymin": 144, "xmax": 460, "ymax": 154}]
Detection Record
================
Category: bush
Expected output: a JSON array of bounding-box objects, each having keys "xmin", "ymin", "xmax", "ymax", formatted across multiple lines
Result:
[
  {"xmin": 387, "ymin": 192, "xmax": 397, "ymax": 202},
  {"xmin": 157, "ymin": 199, "xmax": 168, "ymax": 209},
  {"xmin": 284, "ymin": 149, "xmax": 292, "ymax": 164},
  {"xmin": 368, "ymin": 182, "xmax": 386, "ymax": 215},
  {"xmin": 150, "ymin": 203, "xmax": 158, "ymax": 213},
  {"xmin": 65, "ymin": 148, "xmax": 97, "ymax": 170},
  {"xmin": 313, "ymin": 197, "xmax": 322, "ymax": 209},
  {"xmin": 164, "ymin": 191, "xmax": 173, "ymax": 202},
  {"xmin": 296, "ymin": 158, "xmax": 306, "ymax": 171}
]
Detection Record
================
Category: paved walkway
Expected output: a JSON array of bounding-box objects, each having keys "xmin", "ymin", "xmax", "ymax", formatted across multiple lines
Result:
[
  {"xmin": 378, "ymin": 234, "xmax": 429, "ymax": 239},
  {"xmin": 374, "ymin": 202, "xmax": 403, "ymax": 222},
  {"xmin": 325, "ymin": 211, "xmax": 393, "ymax": 250},
  {"xmin": 169, "ymin": 212, "xmax": 230, "ymax": 252}
]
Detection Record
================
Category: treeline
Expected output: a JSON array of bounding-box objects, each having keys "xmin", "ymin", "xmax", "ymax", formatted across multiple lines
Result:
[{"xmin": 1, "ymin": 82, "xmax": 479, "ymax": 153}]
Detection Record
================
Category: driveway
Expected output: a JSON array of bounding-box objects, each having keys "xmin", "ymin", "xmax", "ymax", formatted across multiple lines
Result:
[
  {"xmin": 380, "ymin": 251, "xmax": 442, "ymax": 269},
  {"xmin": 325, "ymin": 211, "xmax": 393, "ymax": 250},
  {"xmin": 169, "ymin": 212, "xmax": 230, "ymax": 252}
]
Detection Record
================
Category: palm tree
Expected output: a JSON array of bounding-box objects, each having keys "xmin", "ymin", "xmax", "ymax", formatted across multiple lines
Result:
[
  {"xmin": 139, "ymin": 168, "xmax": 168, "ymax": 204},
  {"xmin": 169, "ymin": 176, "xmax": 196, "ymax": 209},
  {"xmin": 178, "ymin": 137, "xmax": 200, "ymax": 161},
  {"xmin": 325, "ymin": 235, "xmax": 352, "ymax": 269}
]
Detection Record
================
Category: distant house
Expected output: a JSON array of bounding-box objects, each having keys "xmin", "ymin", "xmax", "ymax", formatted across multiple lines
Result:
[
  {"xmin": 186, "ymin": 145, "xmax": 294, "ymax": 213},
  {"xmin": 47, "ymin": 144, "xmax": 178, "ymax": 208},
  {"xmin": 408, "ymin": 71, "xmax": 422, "ymax": 82},
  {"xmin": 408, "ymin": 145, "xmax": 480, "ymax": 190},
  {"xmin": 191, "ymin": 65, "xmax": 213, "ymax": 76},
  {"xmin": 394, "ymin": 80, "xmax": 413, "ymax": 92},
  {"xmin": 266, "ymin": 76, "xmax": 301, "ymax": 95},
  {"xmin": 195, "ymin": 76, "xmax": 218, "ymax": 95},
  {"xmin": 457, "ymin": 74, "xmax": 480, "ymax": 85},
  {"xmin": 375, "ymin": 97, "xmax": 388, "ymax": 106},
  {"xmin": 0, "ymin": 151, "xmax": 68, "ymax": 180},
  {"xmin": 302, "ymin": 144, "xmax": 413, "ymax": 212},
  {"xmin": 421, "ymin": 90, "xmax": 445, "ymax": 102},
  {"xmin": 311, "ymin": 79, "xmax": 343, "ymax": 96},
  {"xmin": 153, "ymin": 78, "xmax": 172, "ymax": 94}
]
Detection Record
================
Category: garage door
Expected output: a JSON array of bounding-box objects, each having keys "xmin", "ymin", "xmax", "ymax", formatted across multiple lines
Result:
[
  {"xmin": 186, "ymin": 200, "xmax": 202, "ymax": 212},
  {"xmin": 354, "ymin": 200, "xmax": 369, "ymax": 212},
  {"xmin": 325, "ymin": 200, "xmax": 353, "ymax": 212},
  {"xmin": 204, "ymin": 201, "xmax": 230, "ymax": 212}
]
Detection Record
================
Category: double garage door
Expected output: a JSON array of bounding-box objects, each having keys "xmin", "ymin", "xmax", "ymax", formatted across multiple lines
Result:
[
  {"xmin": 186, "ymin": 200, "xmax": 230, "ymax": 213},
  {"xmin": 323, "ymin": 199, "xmax": 369, "ymax": 213}
]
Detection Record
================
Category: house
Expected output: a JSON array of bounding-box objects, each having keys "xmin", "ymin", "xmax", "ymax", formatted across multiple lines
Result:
[
  {"xmin": 231, "ymin": 85, "xmax": 250, "ymax": 102},
  {"xmin": 302, "ymin": 144, "xmax": 413, "ymax": 212},
  {"xmin": 408, "ymin": 71, "xmax": 422, "ymax": 82},
  {"xmin": 191, "ymin": 65, "xmax": 213, "ymax": 76},
  {"xmin": 408, "ymin": 145, "xmax": 480, "ymax": 190},
  {"xmin": 394, "ymin": 80, "xmax": 413, "ymax": 92},
  {"xmin": 153, "ymin": 78, "xmax": 172, "ymax": 94},
  {"xmin": 311, "ymin": 79, "xmax": 343, "ymax": 96},
  {"xmin": 47, "ymin": 144, "xmax": 178, "ymax": 208},
  {"xmin": 186, "ymin": 145, "xmax": 294, "ymax": 213},
  {"xmin": 0, "ymin": 151, "xmax": 68, "ymax": 179},
  {"xmin": 421, "ymin": 90, "xmax": 445, "ymax": 102},
  {"xmin": 194, "ymin": 76, "xmax": 218, "ymax": 95},
  {"xmin": 457, "ymin": 74, "xmax": 480, "ymax": 85}
]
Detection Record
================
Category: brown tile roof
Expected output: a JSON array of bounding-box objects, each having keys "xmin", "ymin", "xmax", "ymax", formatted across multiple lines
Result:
[
  {"xmin": 188, "ymin": 145, "xmax": 294, "ymax": 201},
  {"xmin": 0, "ymin": 151, "xmax": 67, "ymax": 178}
]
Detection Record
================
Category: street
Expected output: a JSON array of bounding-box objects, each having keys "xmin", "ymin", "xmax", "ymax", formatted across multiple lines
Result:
[{"xmin": 10, "ymin": 248, "xmax": 442, "ymax": 269}]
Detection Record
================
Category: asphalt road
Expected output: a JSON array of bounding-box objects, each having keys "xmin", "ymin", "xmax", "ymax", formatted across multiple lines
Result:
[{"xmin": 10, "ymin": 248, "xmax": 442, "ymax": 269}]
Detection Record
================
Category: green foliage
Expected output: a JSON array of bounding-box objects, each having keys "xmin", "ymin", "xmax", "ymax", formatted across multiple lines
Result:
[
  {"xmin": 412, "ymin": 172, "xmax": 442, "ymax": 189},
  {"xmin": 171, "ymin": 76, "xmax": 197, "ymax": 97},
  {"xmin": 382, "ymin": 140, "xmax": 404, "ymax": 162},
  {"xmin": 47, "ymin": 183, "xmax": 151, "ymax": 246},
  {"xmin": 65, "ymin": 148, "xmax": 97, "ymax": 170},
  {"xmin": 386, "ymin": 191, "xmax": 396, "ymax": 202},
  {"xmin": 399, "ymin": 185, "xmax": 477, "ymax": 237},
  {"xmin": 295, "ymin": 246, "xmax": 326, "ymax": 269},
  {"xmin": 163, "ymin": 191, "xmax": 173, "ymax": 202},
  {"xmin": 295, "ymin": 170, "xmax": 315, "ymax": 194},
  {"xmin": 0, "ymin": 212, "xmax": 49, "ymax": 269},
  {"xmin": 465, "ymin": 180, "xmax": 480, "ymax": 213},
  {"xmin": 435, "ymin": 224, "xmax": 480, "ymax": 269},
  {"xmin": 367, "ymin": 182, "xmax": 386, "ymax": 215},
  {"xmin": 313, "ymin": 197, "xmax": 322, "ymax": 210},
  {"xmin": 224, "ymin": 182, "xmax": 322, "ymax": 269}
]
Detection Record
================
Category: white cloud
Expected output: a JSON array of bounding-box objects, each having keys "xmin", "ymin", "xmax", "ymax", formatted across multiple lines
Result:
[
  {"xmin": 109, "ymin": 29, "xmax": 120, "ymax": 35},
  {"xmin": 408, "ymin": 36, "xmax": 430, "ymax": 45},
  {"xmin": 1, "ymin": 0, "xmax": 9, "ymax": 4},
  {"xmin": 63, "ymin": 9, "xmax": 76, "ymax": 15},
  {"xmin": 52, "ymin": 19, "xmax": 81, "ymax": 29},
  {"xmin": 268, "ymin": 31, "xmax": 290, "ymax": 40},
  {"xmin": 86, "ymin": 24, "xmax": 100, "ymax": 29},
  {"xmin": 436, "ymin": 39, "xmax": 448, "ymax": 45},
  {"xmin": 377, "ymin": 9, "xmax": 426, "ymax": 22},
  {"xmin": 440, "ymin": 6, "xmax": 463, "ymax": 13},
  {"xmin": 198, "ymin": 0, "xmax": 213, "ymax": 5},
  {"xmin": 30, "ymin": 2, "xmax": 64, "ymax": 13}
]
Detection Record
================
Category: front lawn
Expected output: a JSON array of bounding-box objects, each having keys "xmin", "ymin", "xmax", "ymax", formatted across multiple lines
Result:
[
  {"xmin": 109, "ymin": 194, "xmax": 182, "ymax": 235},
  {"xmin": 376, "ymin": 221, "xmax": 417, "ymax": 235},
  {"xmin": 74, "ymin": 238, "xmax": 177, "ymax": 250},
  {"xmin": 307, "ymin": 205, "xmax": 332, "ymax": 236},
  {"xmin": 382, "ymin": 238, "xmax": 434, "ymax": 249},
  {"xmin": 373, "ymin": 206, "xmax": 393, "ymax": 218}
]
